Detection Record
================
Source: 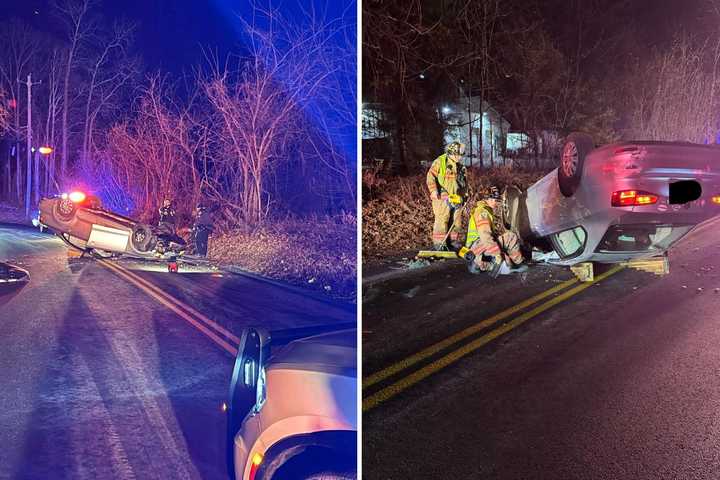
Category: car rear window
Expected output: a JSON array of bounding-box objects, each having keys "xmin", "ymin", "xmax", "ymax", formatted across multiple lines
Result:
[
  {"xmin": 595, "ymin": 224, "xmax": 692, "ymax": 253},
  {"xmin": 551, "ymin": 226, "xmax": 587, "ymax": 259}
]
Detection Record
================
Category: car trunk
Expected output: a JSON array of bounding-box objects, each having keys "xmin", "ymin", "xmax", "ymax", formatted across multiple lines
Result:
[{"xmin": 612, "ymin": 142, "xmax": 720, "ymax": 206}]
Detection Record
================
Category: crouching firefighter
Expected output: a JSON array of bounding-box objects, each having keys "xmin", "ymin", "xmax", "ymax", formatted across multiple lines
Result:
[
  {"xmin": 191, "ymin": 202, "xmax": 214, "ymax": 257},
  {"xmin": 426, "ymin": 141, "xmax": 469, "ymax": 250},
  {"xmin": 464, "ymin": 186, "xmax": 527, "ymax": 277}
]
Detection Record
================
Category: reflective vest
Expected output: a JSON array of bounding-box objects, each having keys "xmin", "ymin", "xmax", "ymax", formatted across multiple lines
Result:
[
  {"xmin": 465, "ymin": 201, "xmax": 496, "ymax": 247},
  {"xmin": 437, "ymin": 154, "xmax": 449, "ymax": 187},
  {"xmin": 435, "ymin": 154, "xmax": 465, "ymax": 195}
]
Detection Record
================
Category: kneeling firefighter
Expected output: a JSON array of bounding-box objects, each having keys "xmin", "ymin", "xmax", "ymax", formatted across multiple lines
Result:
[
  {"xmin": 464, "ymin": 186, "xmax": 527, "ymax": 277},
  {"xmin": 426, "ymin": 141, "xmax": 470, "ymax": 250}
]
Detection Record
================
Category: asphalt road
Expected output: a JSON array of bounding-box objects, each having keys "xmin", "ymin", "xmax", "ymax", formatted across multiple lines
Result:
[
  {"xmin": 0, "ymin": 224, "xmax": 354, "ymax": 480},
  {"xmin": 363, "ymin": 217, "xmax": 720, "ymax": 479}
]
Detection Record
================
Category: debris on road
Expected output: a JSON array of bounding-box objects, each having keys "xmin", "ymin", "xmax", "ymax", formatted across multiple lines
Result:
[
  {"xmin": 403, "ymin": 286, "xmax": 421, "ymax": 298},
  {"xmin": 405, "ymin": 258, "xmax": 431, "ymax": 269}
]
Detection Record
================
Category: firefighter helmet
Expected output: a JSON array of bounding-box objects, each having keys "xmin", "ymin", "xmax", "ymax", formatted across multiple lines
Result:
[
  {"xmin": 487, "ymin": 185, "xmax": 502, "ymax": 200},
  {"xmin": 446, "ymin": 141, "xmax": 466, "ymax": 157}
]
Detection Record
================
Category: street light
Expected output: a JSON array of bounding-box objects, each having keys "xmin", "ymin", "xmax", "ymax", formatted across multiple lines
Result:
[{"xmin": 38, "ymin": 146, "xmax": 53, "ymax": 155}]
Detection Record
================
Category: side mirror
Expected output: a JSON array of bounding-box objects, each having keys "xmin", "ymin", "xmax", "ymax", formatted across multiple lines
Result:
[
  {"xmin": 0, "ymin": 262, "xmax": 29, "ymax": 307},
  {"xmin": 227, "ymin": 328, "xmax": 270, "ymax": 479}
]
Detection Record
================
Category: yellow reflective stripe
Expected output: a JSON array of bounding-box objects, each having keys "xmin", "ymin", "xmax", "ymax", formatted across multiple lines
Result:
[
  {"xmin": 437, "ymin": 154, "xmax": 447, "ymax": 187},
  {"xmin": 465, "ymin": 202, "xmax": 495, "ymax": 247}
]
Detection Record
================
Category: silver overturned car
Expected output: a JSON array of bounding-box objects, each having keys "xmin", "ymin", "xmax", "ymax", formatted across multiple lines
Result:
[
  {"xmin": 38, "ymin": 191, "xmax": 186, "ymax": 259},
  {"xmin": 505, "ymin": 133, "xmax": 720, "ymax": 267}
]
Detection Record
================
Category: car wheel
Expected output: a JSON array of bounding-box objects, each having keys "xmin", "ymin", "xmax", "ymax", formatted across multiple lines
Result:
[
  {"xmin": 53, "ymin": 198, "xmax": 77, "ymax": 222},
  {"xmin": 558, "ymin": 132, "xmax": 594, "ymax": 197},
  {"xmin": 131, "ymin": 224, "xmax": 156, "ymax": 252}
]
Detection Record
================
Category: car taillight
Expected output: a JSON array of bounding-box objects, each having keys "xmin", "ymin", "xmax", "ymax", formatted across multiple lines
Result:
[
  {"xmin": 712, "ymin": 195, "xmax": 720, "ymax": 205},
  {"xmin": 611, "ymin": 190, "xmax": 658, "ymax": 207},
  {"xmin": 68, "ymin": 191, "xmax": 86, "ymax": 203}
]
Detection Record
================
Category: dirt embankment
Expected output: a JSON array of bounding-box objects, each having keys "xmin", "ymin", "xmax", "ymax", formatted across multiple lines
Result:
[{"xmin": 362, "ymin": 167, "xmax": 548, "ymax": 263}]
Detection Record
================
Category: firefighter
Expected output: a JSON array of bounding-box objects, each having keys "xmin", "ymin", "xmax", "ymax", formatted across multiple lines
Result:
[
  {"xmin": 465, "ymin": 185, "xmax": 527, "ymax": 276},
  {"xmin": 157, "ymin": 199, "xmax": 176, "ymax": 237},
  {"xmin": 192, "ymin": 201, "xmax": 214, "ymax": 257},
  {"xmin": 426, "ymin": 141, "xmax": 469, "ymax": 250}
]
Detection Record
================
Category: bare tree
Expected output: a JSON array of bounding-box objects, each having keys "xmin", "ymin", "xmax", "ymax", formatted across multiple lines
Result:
[
  {"xmin": 43, "ymin": 48, "xmax": 64, "ymax": 195},
  {"xmin": 98, "ymin": 75, "xmax": 204, "ymax": 220},
  {"xmin": 53, "ymin": 0, "xmax": 96, "ymax": 183},
  {"xmin": 81, "ymin": 20, "xmax": 137, "ymax": 164},
  {"xmin": 454, "ymin": 0, "xmax": 503, "ymax": 167},
  {"xmin": 628, "ymin": 35, "xmax": 720, "ymax": 142},
  {"xmin": 0, "ymin": 19, "xmax": 41, "ymax": 202},
  {"xmin": 0, "ymin": 89, "xmax": 8, "ymax": 134},
  {"xmin": 203, "ymin": 5, "xmax": 352, "ymax": 224}
]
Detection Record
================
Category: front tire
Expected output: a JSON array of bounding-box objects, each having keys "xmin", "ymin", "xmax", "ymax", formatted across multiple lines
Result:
[
  {"xmin": 558, "ymin": 132, "xmax": 594, "ymax": 197},
  {"xmin": 130, "ymin": 224, "xmax": 156, "ymax": 252}
]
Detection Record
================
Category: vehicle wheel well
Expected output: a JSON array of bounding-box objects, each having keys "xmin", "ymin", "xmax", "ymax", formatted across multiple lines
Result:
[{"xmin": 257, "ymin": 431, "xmax": 356, "ymax": 480}]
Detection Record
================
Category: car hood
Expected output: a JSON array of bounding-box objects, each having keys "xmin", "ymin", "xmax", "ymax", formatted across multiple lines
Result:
[{"xmin": 267, "ymin": 329, "xmax": 356, "ymax": 376}]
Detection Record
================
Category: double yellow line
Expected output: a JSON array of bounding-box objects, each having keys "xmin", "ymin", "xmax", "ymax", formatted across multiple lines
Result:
[
  {"xmin": 362, "ymin": 265, "xmax": 624, "ymax": 412},
  {"xmin": 98, "ymin": 259, "xmax": 240, "ymax": 356}
]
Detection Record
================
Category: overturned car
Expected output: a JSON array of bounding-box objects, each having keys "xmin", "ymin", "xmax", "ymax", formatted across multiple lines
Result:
[
  {"xmin": 38, "ymin": 192, "xmax": 185, "ymax": 258},
  {"xmin": 503, "ymin": 133, "xmax": 720, "ymax": 268}
]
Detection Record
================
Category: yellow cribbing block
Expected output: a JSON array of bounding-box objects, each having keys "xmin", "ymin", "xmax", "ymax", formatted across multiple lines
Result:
[
  {"xmin": 67, "ymin": 248, "xmax": 83, "ymax": 257},
  {"xmin": 570, "ymin": 262, "xmax": 594, "ymax": 282},
  {"xmin": 622, "ymin": 256, "xmax": 669, "ymax": 275},
  {"xmin": 417, "ymin": 250, "xmax": 460, "ymax": 259}
]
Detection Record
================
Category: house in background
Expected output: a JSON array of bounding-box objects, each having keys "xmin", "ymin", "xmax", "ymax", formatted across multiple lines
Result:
[
  {"xmin": 361, "ymin": 96, "xmax": 515, "ymax": 171},
  {"xmin": 361, "ymin": 103, "xmax": 392, "ymax": 170},
  {"xmin": 506, "ymin": 130, "xmax": 563, "ymax": 169},
  {"xmin": 441, "ymin": 97, "xmax": 510, "ymax": 168}
]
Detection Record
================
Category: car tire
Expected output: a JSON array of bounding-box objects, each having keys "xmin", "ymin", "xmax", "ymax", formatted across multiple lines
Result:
[
  {"xmin": 558, "ymin": 132, "xmax": 594, "ymax": 197},
  {"xmin": 53, "ymin": 198, "xmax": 77, "ymax": 223},
  {"xmin": 131, "ymin": 224, "xmax": 156, "ymax": 252}
]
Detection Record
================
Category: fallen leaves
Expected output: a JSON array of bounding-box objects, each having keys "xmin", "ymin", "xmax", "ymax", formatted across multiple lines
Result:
[{"xmin": 208, "ymin": 214, "xmax": 356, "ymax": 301}]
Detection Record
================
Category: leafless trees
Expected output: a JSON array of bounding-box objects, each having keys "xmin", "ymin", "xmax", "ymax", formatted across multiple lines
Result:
[
  {"xmin": 53, "ymin": 0, "xmax": 95, "ymax": 181},
  {"xmin": 202, "ymin": 5, "xmax": 355, "ymax": 224},
  {"xmin": 627, "ymin": 36, "xmax": 720, "ymax": 143}
]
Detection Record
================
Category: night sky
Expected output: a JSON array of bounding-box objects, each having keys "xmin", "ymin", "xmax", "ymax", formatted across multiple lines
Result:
[{"xmin": 0, "ymin": 0, "xmax": 355, "ymax": 74}]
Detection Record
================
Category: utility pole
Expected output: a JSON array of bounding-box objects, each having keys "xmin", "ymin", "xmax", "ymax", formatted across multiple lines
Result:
[{"xmin": 21, "ymin": 74, "xmax": 41, "ymax": 218}]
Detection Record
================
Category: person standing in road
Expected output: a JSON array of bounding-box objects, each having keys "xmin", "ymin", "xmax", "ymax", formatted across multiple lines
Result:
[
  {"xmin": 192, "ymin": 201, "xmax": 215, "ymax": 257},
  {"xmin": 426, "ymin": 141, "xmax": 469, "ymax": 250},
  {"xmin": 465, "ymin": 185, "xmax": 527, "ymax": 276}
]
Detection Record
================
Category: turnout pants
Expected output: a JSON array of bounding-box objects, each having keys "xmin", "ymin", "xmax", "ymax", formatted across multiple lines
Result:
[
  {"xmin": 194, "ymin": 228, "xmax": 210, "ymax": 256},
  {"xmin": 469, "ymin": 231, "xmax": 523, "ymax": 271},
  {"xmin": 431, "ymin": 197, "xmax": 463, "ymax": 247}
]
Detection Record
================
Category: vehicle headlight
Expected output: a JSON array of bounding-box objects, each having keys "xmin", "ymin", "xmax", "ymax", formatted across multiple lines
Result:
[{"xmin": 255, "ymin": 366, "xmax": 266, "ymax": 412}]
